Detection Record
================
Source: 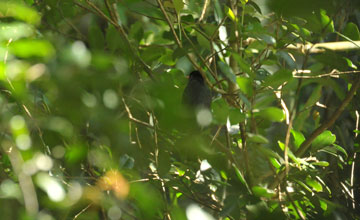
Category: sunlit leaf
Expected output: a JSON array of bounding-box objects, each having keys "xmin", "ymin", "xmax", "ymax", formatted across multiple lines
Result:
[
  {"xmin": 0, "ymin": 1, "xmax": 40, "ymax": 25},
  {"xmin": 291, "ymin": 129, "xmax": 305, "ymax": 150},
  {"xmin": 343, "ymin": 22, "xmax": 360, "ymax": 40},
  {"xmin": 247, "ymin": 133, "xmax": 269, "ymax": 144},
  {"xmin": 255, "ymin": 107, "xmax": 285, "ymax": 122},
  {"xmin": 10, "ymin": 39, "xmax": 54, "ymax": 58},
  {"xmin": 312, "ymin": 130, "xmax": 336, "ymax": 151},
  {"xmin": 237, "ymin": 77, "xmax": 253, "ymax": 96},
  {"xmin": 252, "ymin": 186, "xmax": 276, "ymax": 198},
  {"xmin": 306, "ymin": 176, "xmax": 323, "ymax": 192},
  {"xmin": 225, "ymin": 6, "xmax": 236, "ymax": 21}
]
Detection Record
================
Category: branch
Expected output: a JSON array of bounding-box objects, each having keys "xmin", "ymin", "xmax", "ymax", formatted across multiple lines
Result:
[
  {"xmin": 81, "ymin": 0, "xmax": 155, "ymax": 80},
  {"xmin": 270, "ymin": 76, "xmax": 360, "ymax": 189}
]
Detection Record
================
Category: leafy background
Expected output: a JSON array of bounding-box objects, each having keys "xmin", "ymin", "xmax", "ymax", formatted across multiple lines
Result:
[{"xmin": 0, "ymin": 0, "xmax": 360, "ymax": 219}]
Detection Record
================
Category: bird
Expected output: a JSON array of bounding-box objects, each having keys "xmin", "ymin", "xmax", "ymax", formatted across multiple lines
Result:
[
  {"xmin": 182, "ymin": 71, "xmax": 213, "ymax": 128},
  {"xmin": 182, "ymin": 70, "xmax": 212, "ymax": 111}
]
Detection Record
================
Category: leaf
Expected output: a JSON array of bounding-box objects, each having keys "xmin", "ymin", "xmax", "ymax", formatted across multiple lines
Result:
[
  {"xmin": 278, "ymin": 141, "xmax": 300, "ymax": 165},
  {"xmin": 255, "ymin": 107, "xmax": 285, "ymax": 122},
  {"xmin": 218, "ymin": 61, "xmax": 237, "ymax": 83},
  {"xmin": 312, "ymin": 130, "xmax": 336, "ymax": 151},
  {"xmin": 141, "ymin": 46, "xmax": 166, "ymax": 63},
  {"xmin": 233, "ymin": 164, "xmax": 251, "ymax": 193},
  {"xmin": 173, "ymin": 0, "xmax": 184, "ymax": 14},
  {"xmin": 262, "ymin": 69, "xmax": 292, "ymax": 88},
  {"xmin": 343, "ymin": 57, "xmax": 357, "ymax": 69},
  {"xmin": 65, "ymin": 144, "xmax": 87, "ymax": 165},
  {"xmin": 312, "ymin": 161, "xmax": 329, "ymax": 167},
  {"xmin": 229, "ymin": 108, "xmax": 245, "ymax": 124},
  {"xmin": 252, "ymin": 186, "xmax": 275, "ymax": 198},
  {"xmin": 10, "ymin": 39, "xmax": 55, "ymax": 58},
  {"xmin": 269, "ymin": 157, "xmax": 281, "ymax": 170},
  {"xmin": 306, "ymin": 176, "xmax": 323, "ymax": 192},
  {"xmin": 89, "ymin": 24, "xmax": 105, "ymax": 50},
  {"xmin": 291, "ymin": 129, "xmax": 305, "ymax": 150},
  {"xmin": 212, "ymin": 98, "xmax": 229, "ymax": 124},
  {"xmin": 277, "ymin": 51, "xmax": 297, "ymax": 69},
  {"xmin": 237, "ymin": 77, "xmax": 253, "ymax": 96},
  {"xmin": 319, "ymin": 9, "xmax": 334, "ymax": 33},
  {"xmin": 295, "ymin": 180, "xmax": 312, "ymax": 193},
  {"xmin": 232, "ymin": 53, "xmax": 255, "ymax": 78},
  {"xmin": 247, "ymin": 133, "xmax": 269, "ymax": 144},
  {"xmin": 343, "ymin": 22, "xmax": 360, "ymax": 41},
  {"xmin": 0, "ymin": 1, "xmax": 40, "ymax": 25},
  {"xmin": 129, "ymin": 21, "xmax": 144, "ymax": 44},
  {"xmin": 196, "ymin": 32, "xmax": 211, "ymax": 50},
  {"xmin": 225, "ymin": 6, "xmax": 236, "ymax": 21},
  {"xmin": 304, "ymin": 85, "xmax": 322, "ymax": 109}
]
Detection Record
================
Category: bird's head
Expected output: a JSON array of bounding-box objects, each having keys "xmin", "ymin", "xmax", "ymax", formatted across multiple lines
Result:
[{"xmin": 188, "ymin": 71, "xmax": 204, "ymax": 83}]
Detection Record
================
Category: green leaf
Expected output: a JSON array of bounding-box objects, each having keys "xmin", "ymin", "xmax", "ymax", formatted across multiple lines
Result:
[
  {"xmin": 312, "ymin": 130, "xmax": 336, "ymax": 151},
  {"xmin": 65, "ymin": 144, "xmax": 87, "ymax": 165},
  {"xmin": 225, "ymin": 6, "xmax": 236, "ymax": 21},
  {"xmin": 255, "ymin": 107, "xmax": 285, "ymax": 122},
  {"xmin": 89, "ymin": 24, "xmax": 105, "ymax": 50},
  {"xmin": 262, "ymin": 69, "xmax": 292, "ymax": 88},
  {"xmin": 278, "ymin": 141, "xmax": 300, "ymax": 165},
  {"xmin": 129, "ymin": 21, "xmax": 144, "ymax": 44},
  {"xmin": 173, "ymin": 0, "xmax": 184, "ymax": 14},
  {"xmin": 295, "ymin": 180, "xmax": 312, "ymax": 193},
  {"xmin": 304, "ymin": 85, "xmax": 322, "ymax": 109},
  {"xmin": 10, "ymin": 39, "xmax": 54, "ymax": 58},
  {"xmin": 343, "ymin": 57, "xmax": 357, "ymax": 69},
  {"xmin": 306, "ymin": 176, "xmax": 323, "ymax": 192},
  {"xmin": 252, "ymin": 186, "xmax": 275, "ymax": 198},
  {"xmin": 218, "ymin": 61, "xmax": 236, "ymax": 83},
  {"xmin": 141, "ymin": 46, "xmax": 166, "ymax": 63},
  {"xmin": 196, "ymin": 32, "xmax": 211, "ymax": 50},
  {"xmin": 236, "ymin": 77, "xmax": 253, "ymax": 96},
  {"xmin": 269, "ymin": 157, "xmax": 281, "ymax": 170},
  {"xmin": 0, "ymin": 1, "xmax": 40, "ymax": 25},
  {"xmin": 319, "ymin": 9, "xmax": 334, "ymax": 33},
  {"xmin": 247, "ymin": 133, "xmax": 269, "ymax": 144},
  {"xmin": 233, "ymin": 164, "xmax": 251, "ymax": 193},
  {"xmin": 212, "ymin": 98, "xmax": 229, "ymax": 124},
  {"xmin": 232, "ymin": 53, "xmax": 255, "ymax": 78},
  {"xmin": 159, "ymin": 49, "xmax": 176, "ymax": 66},
  {"xmin": 291, "ymin": 129, "xmax": 305, "ymax": 150},
  {"xmin": 343, "ymin": 22, "xmax": 360, "ymax": 41},
  {"xmin": 312, "ymin": 161, "xmax": 329, "ymax": 167},
  {"xmin": 229, "ymin": 108, "xmax": 245, "ymax": 124}
]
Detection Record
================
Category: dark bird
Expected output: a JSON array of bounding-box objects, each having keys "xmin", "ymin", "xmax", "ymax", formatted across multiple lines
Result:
[{"xmin": 182, "ymin": 71, "xmax": 212, "ymax": 111}]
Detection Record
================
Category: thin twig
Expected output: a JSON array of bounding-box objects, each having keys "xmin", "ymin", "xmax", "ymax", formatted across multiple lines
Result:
[{"xmin": 270, "ymin": 76, "xmax": 360, "ymax": 189}]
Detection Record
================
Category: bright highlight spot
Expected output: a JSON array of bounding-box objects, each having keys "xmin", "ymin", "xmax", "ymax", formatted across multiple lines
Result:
[
  {"xmin": 103, "ymin": 89, "xmax": 119, "ymax": 109},
  {"xmin": 200, "ymin": 160, "xmax": 212, "ymax": 171},
  {"xmin": 196, "ymin": 109, "xmax": 212, "ymax": 127},
  {"xmin": 35, "ymin": 154, "xmax": 53, "ymax": 171},
  {"xmin": 186, "ymin": 204, "xmax": 215, "ymax": 220},
  {"xmin": 16, "ymin": 134, "xmax": 31, "ymax": 150},
  {"xmin": 108, "ymin": 206, "xmax": 122, "ymax": 220},
  {"xmin": 10, "ymin": 115, "xmax": 25, "ymax": 130},
  {"xmin": 36, "ymin": 173, "xmax": 65, "ymax": 202}
]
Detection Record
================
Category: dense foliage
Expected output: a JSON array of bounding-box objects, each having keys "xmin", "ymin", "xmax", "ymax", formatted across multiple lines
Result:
[{"xmin": 1, "ymin": 0, "xmax": 360, "ymax": 219}]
